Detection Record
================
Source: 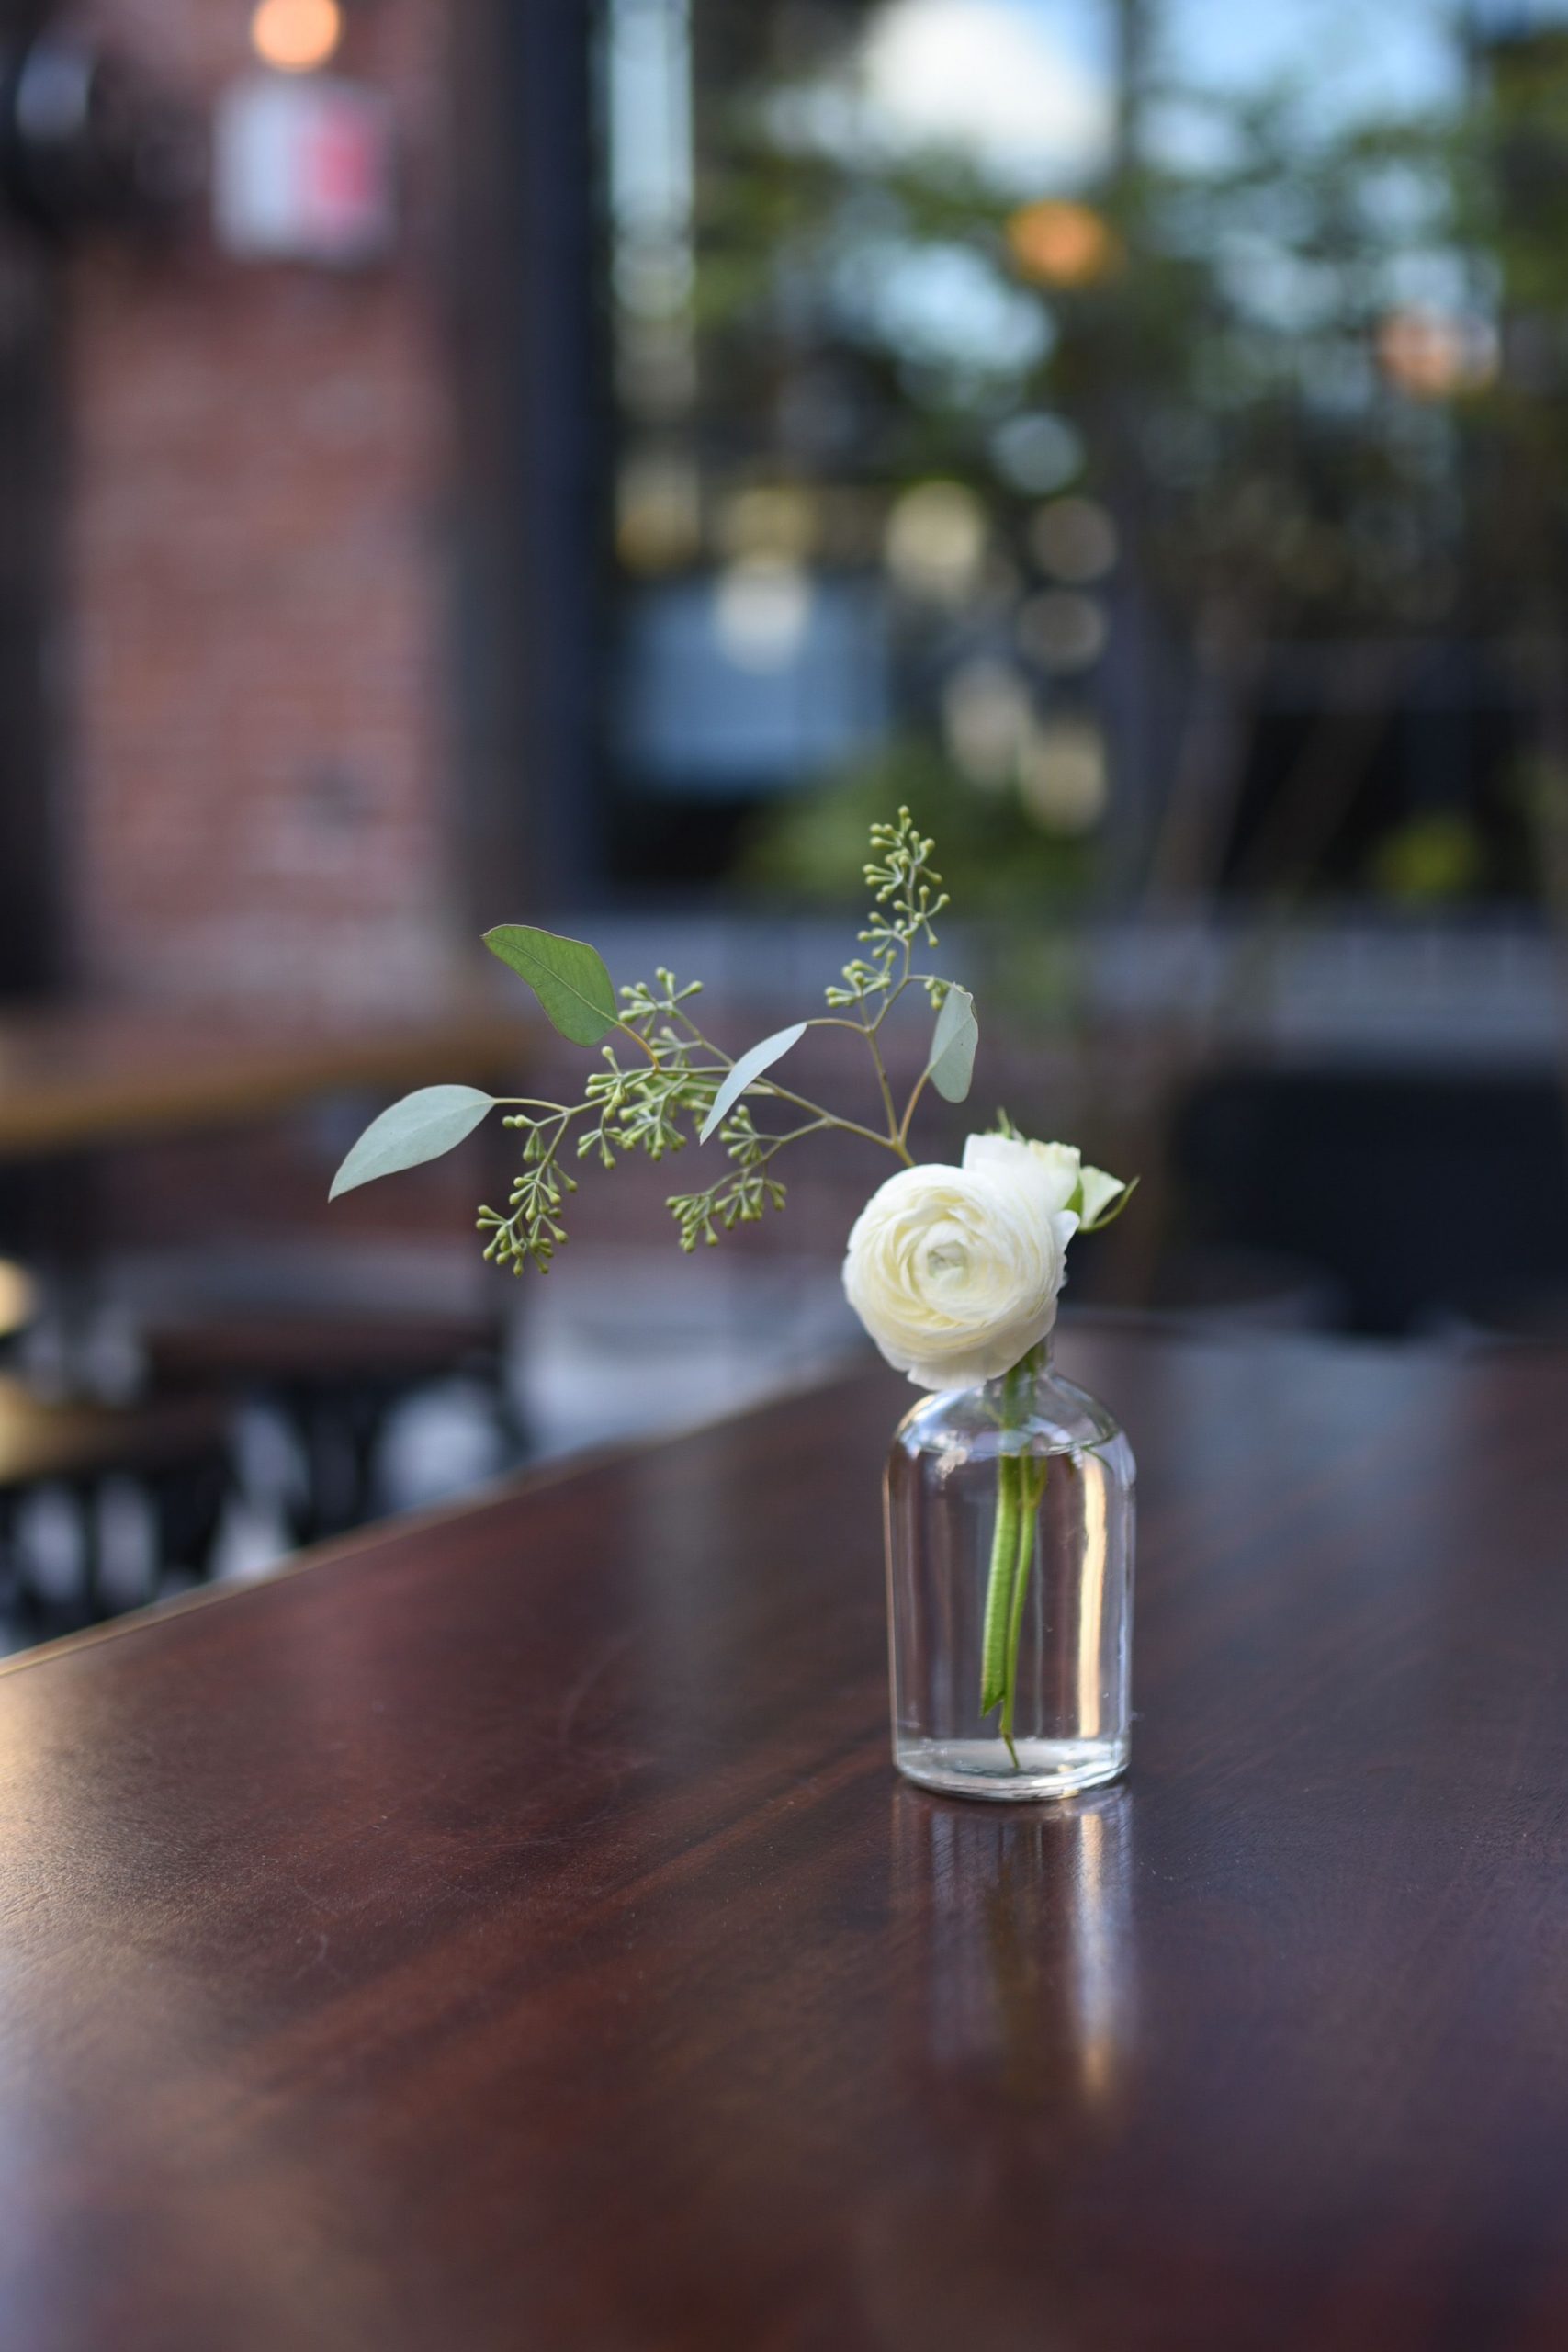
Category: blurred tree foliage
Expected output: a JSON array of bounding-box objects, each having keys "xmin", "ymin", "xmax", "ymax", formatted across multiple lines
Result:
[
  {"xmin": 739, "ymin": 738, "xmax": 1093, "ymax": 903},
  {"xmin": 654, "ymin": 3, "xmax": 1568, "ymax": 910}
]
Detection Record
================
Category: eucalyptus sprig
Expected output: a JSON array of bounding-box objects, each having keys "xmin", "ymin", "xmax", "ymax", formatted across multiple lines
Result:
[
  {"xmin": 333, "ymin": 808, "xmax": 1138, "ymax": 1774},
  {"xmin": 330, "ymin": 808, "xmax": 979, "ymax": 1271}
]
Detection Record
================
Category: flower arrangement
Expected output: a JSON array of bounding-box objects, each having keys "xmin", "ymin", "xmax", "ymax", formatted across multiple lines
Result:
[{"xmin": 333, "ymin": 809, "xmax": 1133, "ymax": 1777}]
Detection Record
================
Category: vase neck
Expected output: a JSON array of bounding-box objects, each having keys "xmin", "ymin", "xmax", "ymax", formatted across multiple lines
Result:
[
  {"xmin": 1006, "ymin": 1339, "xmax": 1054, "ymax": 1387},
  {"xmin": 981, "ymin": 1339, "xmax": 1055, "ymax": 1419}
]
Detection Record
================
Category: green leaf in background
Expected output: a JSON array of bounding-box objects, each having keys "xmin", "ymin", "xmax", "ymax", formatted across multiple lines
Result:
[
  {"xmin": 698, "ymin": 1022, "xmax": 807, "ymax": 1143},
  {"xmin": 330, "ymin": 1085, "xmax": 495, "ymax": 1200},
  {"xmin": 483, "ymin": 925, "xmax": 617, "ymax": 1046},
  {"xmin": 924, "ymin": 985, "xmax": 978, "ymax": 1103}
]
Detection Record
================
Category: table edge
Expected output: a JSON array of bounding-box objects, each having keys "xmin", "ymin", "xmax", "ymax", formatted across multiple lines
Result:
[
  {"xmin": 6, "ymin": 1321, "xmax": 1548, "ymax": 1682},
  {"xmin": 0, "ymin": 1350, "xmax": 878, "ymax": 1682}
]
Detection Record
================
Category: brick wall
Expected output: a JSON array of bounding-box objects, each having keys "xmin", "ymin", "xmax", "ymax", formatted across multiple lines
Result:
[{"xmin": 64, "ymin": 0, "xmax": 468, "ymax": 1012}]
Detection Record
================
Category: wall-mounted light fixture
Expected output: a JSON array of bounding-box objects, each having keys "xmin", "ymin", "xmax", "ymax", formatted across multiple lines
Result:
[{"xmin": 249, "ymin": 0, "xmax": 344, "ymax": 77}]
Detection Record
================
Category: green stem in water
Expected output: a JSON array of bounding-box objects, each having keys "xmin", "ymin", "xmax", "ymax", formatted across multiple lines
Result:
[
  {"xmin": 979, "ymin": 1347, "xmax": 1051, "ymax": 1770},
  {"xmin": 998, "ymin": 1456, "xmax": 1048, "ymax": 1768},
  {"xmin": 980, "ymin": 1452, "xmax": 1022, "ymax": 1724}
]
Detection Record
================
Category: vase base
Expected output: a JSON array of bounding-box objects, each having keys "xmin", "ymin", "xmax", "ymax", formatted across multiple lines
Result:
[{"xmin": 894, "ymin": 1735, "xmax": 1128, "ymax": 1803}]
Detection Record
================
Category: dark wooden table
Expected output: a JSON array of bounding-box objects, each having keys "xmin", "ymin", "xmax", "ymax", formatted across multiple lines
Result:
[{"xmin": 4, "ymin": 1326, "xmax": 1568, "ymax": 2351}]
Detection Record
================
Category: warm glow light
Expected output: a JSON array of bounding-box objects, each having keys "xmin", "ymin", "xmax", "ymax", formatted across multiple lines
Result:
[
  {"xmin": 1019, "ymin": 716, "xmax": 1110, "ymax": 835},
  {"xmin": 616, "ymin": 451, "xmax": 701, "ymax": 573},
  {"xmin": 942, "ymin": 657, "xmax": 1030, "ymax": 788},
  {"xmin": 1006, "ymin": 199, "xmax": 1121, "ymax": 288},
  {"xmin": 884, "ymin": 480, "xmax": 987, "ymax": 605},
  {"xmin": 0, "ymin": 1261, "xmax": 37, "ymax": 1340},
  {"xmin": 250, "ymin": 0, "xmax": 344, "ymax": 74},
  {"xmin": 1376, "ymin": 309, "xmax": 1496, "ymax": 401},
  {"xmin": 716, "ymin": 485, "xmax": 819, "ymax": 563}
]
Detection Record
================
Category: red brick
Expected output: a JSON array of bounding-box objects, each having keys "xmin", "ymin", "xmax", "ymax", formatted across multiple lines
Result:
[{"xmin": 65, "ymin": 0, "xmax": 467, "ymax": 1013}]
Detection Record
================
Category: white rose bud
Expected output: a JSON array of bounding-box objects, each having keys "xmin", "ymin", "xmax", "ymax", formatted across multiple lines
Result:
[{"xmin": 842, "ymin": 1132, "xmax": 1083, "ymax": 1391}]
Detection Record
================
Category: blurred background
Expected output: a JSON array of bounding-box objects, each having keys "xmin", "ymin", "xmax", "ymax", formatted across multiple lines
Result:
[{"xmin": 4, "ymin": 0, "xmax": 1568, "ymax": 1640}]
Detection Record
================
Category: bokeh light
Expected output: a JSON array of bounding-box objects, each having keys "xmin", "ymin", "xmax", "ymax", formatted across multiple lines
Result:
[
  {"xmin": 990, "ymin": 412, "xmax": 1084, "ymax": 496},
  {"xmin": 250, "ymin": 0, "xmax": 344, "ymax": 74},
  {"xmin": 616, "ymin": 452, "xmax": 702, "ymax": 573},
  {"xmin": 1018, "ymin": 717, "xmax": 1110, "ymax": 835},
  {"xmin": 942, "ymin": 657, "xmax": 1031, "ymax": 787},
  {"xmin": 712, "ymin": 557, "xmax": 813, "ymax": 672},
  {"xmin": 1016, "ymin": 589, "xmax": 1109, "ymax": 675},
  {"xmin": 716, "ymin": 485, "xmax": 819, "ymax": 563},
  {"xmin": 884, "ymin": 481, "xmax": 988, "ymax": 606},
  {"xmin": 1005, "ymin": 199, "xmax": 1121, "ymax": 288},
  {"xmin": 1030, "ymin": 496, "xmax": 1118, "ymax": 583},
  {"xmin": 1376, "ymin": 309, "xmax": 1497, "ymax": 401}
]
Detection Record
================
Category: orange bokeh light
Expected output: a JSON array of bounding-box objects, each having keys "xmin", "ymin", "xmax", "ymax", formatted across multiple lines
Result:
[
  {"xmin": 1006, "ymin": 201, "xmax": 1122, "ymax": 289},
  {"xmin": 250, "ymin": 0, "xmax": 344, "ymax": 74},
  {"xmin": 1376, "ymin": 309, "xmax": 1496, "ymax": 401}
]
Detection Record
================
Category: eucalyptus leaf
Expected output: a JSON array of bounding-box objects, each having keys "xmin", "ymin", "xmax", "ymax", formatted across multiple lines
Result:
[
  {"xmin": 924, "ymin": 985, "xmax": 978, "ymax": 1103},
  {"xmin": 330, "ymin": 1085, "xmax": 495, "ymax": 1200},
  {"xmin": 483, "ymin": 924, "xmax": 617, "ymax": 1046},
  {"xmin": 698, "ymin": 1022, "xmax": 807, "ymax": 1143}
]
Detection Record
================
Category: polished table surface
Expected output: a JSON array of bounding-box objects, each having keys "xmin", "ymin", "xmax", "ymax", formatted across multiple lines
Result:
[
  {"xmin": 4, "ymin": 1326, "xmax": 1568, "ymax": 2351},
  {"xmin": 0, "ymin": 996, "xmax": 529, "ymax": 1159}
]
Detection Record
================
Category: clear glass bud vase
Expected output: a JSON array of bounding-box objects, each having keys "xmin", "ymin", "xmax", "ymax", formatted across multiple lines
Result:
[{"xmin": 885, "ymin": 1342, "xmax": 1135, "ymax": 1801}]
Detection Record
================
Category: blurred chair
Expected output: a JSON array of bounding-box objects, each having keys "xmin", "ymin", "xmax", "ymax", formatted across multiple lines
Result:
[
  {"xmin": 0, "ymin": 1379, "xmax": 231, "ymax": 1636},
  {"xmin": 142, "ymin": 1305, "xmax": 525, "ymax": 1544}
]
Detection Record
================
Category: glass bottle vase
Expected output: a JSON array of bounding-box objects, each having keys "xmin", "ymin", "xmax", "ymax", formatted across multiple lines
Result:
[{"xmin": 884, "ymin": 1343, "xmax": 1135, "ymax": 1801}]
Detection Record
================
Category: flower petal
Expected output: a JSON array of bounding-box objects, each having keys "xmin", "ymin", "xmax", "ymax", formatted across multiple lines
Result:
[{"xmin": 1077, "ymin": 1164, "xmax": 1126, "ymax": 1227}]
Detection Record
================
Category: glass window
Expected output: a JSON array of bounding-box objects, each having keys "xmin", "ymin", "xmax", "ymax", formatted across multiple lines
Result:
[{"xmin": 594, "ymin": 0, "xmax": 1568, "ymax": 915}]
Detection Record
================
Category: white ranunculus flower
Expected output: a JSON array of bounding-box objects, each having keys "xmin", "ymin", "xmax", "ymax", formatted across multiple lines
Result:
[{"xmin": 842, "ymin": 1132, "xmax": 1083, "ymax": 1391}]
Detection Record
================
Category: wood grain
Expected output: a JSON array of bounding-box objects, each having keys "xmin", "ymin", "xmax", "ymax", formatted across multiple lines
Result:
[{"xmin": 3, "ymin": 1326, "xmax": 1568, "ymax": 2350}]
